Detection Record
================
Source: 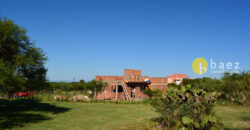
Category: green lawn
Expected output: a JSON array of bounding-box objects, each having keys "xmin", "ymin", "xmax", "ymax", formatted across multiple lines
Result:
[
  {"xmin": 215, "ymin": 105, "xmax": 250, "ymax": 130},
  {"xmin": 0, "ymin": 99, "xmax": 157, "ymax": 130},
  {"xmin": 23, "ymin": 103, "xmax": 156, "ymax": 130},
  {"xmin": 0, "ymin": 99, "xmax": 250, "ymax": 130}
]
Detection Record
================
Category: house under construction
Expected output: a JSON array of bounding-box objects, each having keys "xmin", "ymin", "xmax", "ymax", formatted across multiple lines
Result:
[{"xmin": 95, "ymin": 69, "xmax": 189, "ymax": 101}]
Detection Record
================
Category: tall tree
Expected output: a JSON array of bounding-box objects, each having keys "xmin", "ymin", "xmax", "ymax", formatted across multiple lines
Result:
[
  {"xmin": 0, "ymin": 18, "xmax": 47, "ymax": 97},
  {"xmin": 79, "ymin": 79, "xmax": 85, "ymax": 93}
]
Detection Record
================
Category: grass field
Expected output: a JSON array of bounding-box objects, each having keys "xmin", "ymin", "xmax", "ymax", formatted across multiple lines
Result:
[
  {"xmin": 215, "ymin": 105, "xmax": 250, "ymax": 130},
  {"xmin": 0, "ymin": 99, "xmax": 250, "ymax": 130}
]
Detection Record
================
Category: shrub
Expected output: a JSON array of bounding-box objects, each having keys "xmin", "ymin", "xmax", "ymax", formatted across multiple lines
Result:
[
  {"xmin": 182, "ymin": 71, "xmax": 250, "ymax": 105},
  {"xmin": 150, "ymin": 85, "xmax": 223, "ymax": 129},
  {"xmin": 143, "ymin": 88, "xmax": 164, "ymax": 99}
]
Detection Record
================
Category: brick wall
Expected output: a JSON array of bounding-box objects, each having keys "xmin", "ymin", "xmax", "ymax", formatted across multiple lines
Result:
[
  {"xmin": 124, "ymin": 69, "xmax": 142, "ymax": 81},
  {"xmin": 95, "ymin": 70, "xmax": 190, "ymax": 100}
]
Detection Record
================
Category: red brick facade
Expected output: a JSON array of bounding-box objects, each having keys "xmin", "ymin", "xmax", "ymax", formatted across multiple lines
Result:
[{"xmin": 95, "ymin": 69, "xmax": 189, "ymax": 100}]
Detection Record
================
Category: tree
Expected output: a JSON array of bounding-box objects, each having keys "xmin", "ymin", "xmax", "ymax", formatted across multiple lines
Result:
[
  {"xmin": 182, "ymin": 71, "xmax": 250, "ymax": 105},
  {"xmin": 221, "ymin": 71, "xmax": 250, "ymax": 105},
  {"xmin": 182, "ymin": 78, "xmax": 222, "ymax": 92},
  {"xmin": 86, "ymin": 79, "xmax": 107, "ymax": 99},
  {"xmin": 0, "ymin": 60, "xmax": 25, "ymax": 97},
  {"xmin": 86, "ymin": 80, "xmax": 96, "ymax": 98},
  {"xmin": 143, "ymin": 88, "xmax": 163, "ymax": 99},
  {"xmin": 0, "ymin": 17, "xmax": 47, "ymax": 97},
  {"xmin": 79, "ymin": 79, "xmax": 85, "ymax": 93}
]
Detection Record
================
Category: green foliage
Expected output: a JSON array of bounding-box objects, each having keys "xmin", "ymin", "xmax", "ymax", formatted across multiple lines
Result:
[
  {"xmin": 143, "ymin": 88, "xmax": 154, "ymax": 98},
  {"xmin": 0, "ymin": 60, "xmax": 25, "ymax": 96},
  {"xmin": 168, "ymin": 83, "xmax": 180, "ymax": 88},
  {"xmin": 143, "ymin": 88, "xmax": 163, "ymax": 98},
  {"xmin": 151, "ymin": 85, "xmax": 223, "ymax": 129},
  {"xmin": 47, "ymin": 79, "xmax": 108, "ymax": 99},
  {"xmin": 182, "ymin": 71, "xmax": 250, "ymax": 105},
  {"xmin": 49, "ymin": 81, "xmax": 82, "ymax": 92},
  {"xmin": 78, "ymin": 79, "xmax": 85, "ymax": 92},
  {"xmin": 0, "ymin": 17, "xmax": 47, "ymax": 97},
  {"xmin": 182, "ymin": 77, "xmax": 222, "ymax": 92},
  {"xmin": 85, "ymin": 79, "xmax": 107, "ymax": 99},
  {"xmin": 86, "ymin": 79, "xmax": 107, "ymax": 92},
  {"xmin": 221, "ymin": 71, "xmax": 250, "ymax": 105},
  {"xmin": 86, "ymin": 80, "xmax": 96, "ymax": 92}
]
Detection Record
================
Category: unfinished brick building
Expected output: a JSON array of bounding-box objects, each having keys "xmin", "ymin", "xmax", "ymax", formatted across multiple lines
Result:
[{"xmin": 95, "ymin": 69, "xmax": 189, "ymax": 101}]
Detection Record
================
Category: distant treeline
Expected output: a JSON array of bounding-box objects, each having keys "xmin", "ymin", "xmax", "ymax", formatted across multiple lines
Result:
[
  {"xmin": 180, "ymin": 71, "xmax": 250, "ymax": 105},
  {"xmin": 47, "ymin": 79, "xmax": 107, "ymax": 99},
  {"xmin": 48, "ymin": 79, "xmax": 107, "ymax": 92}
]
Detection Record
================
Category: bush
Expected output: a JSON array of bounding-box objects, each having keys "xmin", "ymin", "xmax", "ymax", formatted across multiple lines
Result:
[
  {"xmin": 143, "ymin": 88, "xmax": 164, "ymax": 99},
  {"xmin": 150, "ymin": 85, "xmax": 223, "ymax": 129}
]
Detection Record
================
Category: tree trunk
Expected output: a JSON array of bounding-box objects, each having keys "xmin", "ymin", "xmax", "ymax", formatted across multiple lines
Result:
[
  {"xmin": 116, "ymin": 85, "xmax": 118, "ymax": 101},
  {"xmin": 48, "ymin": 90, "xmax": 50, "ymax": 101},
  {"xmin": 36, "ymin": 91, "xmax": 39, "ymax": 100},
  {"xmin": 94, "ymin": 88, "xmax": 96, "ymax": 100},
  {"xmin": 104, "ymin": 90, "xmax": 106, "ymax": 100},
  {"xmin": 7, "ymin": 91, "xmax": 13, "ymax": 99},
  {"xmin": 139, "ymin": 86, "xmax": 141, "ymax": 100}
]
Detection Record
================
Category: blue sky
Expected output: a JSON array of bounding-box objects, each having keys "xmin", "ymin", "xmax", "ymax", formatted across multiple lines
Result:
[{"xmin": 1, "ymin": 0, "xmax": 250, "ymax": 81}]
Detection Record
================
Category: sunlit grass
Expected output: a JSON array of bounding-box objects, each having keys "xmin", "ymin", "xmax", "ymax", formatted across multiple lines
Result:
[
  {"xmin": 1, "ymin": 100, "xmax": 250, "ymax": 130},
  {"xmin": 215, "ymin": 105, "xmax": 250, "ymax": 130},
  {"xmin": 16, "ymin": 102, "xmax": 157, "ymax": 130}
]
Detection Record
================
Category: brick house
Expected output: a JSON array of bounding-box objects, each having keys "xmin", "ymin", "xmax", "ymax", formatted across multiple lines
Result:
[{"xmin": 95, "ymin": 69, "xmax": 189, "ymax": 101}]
